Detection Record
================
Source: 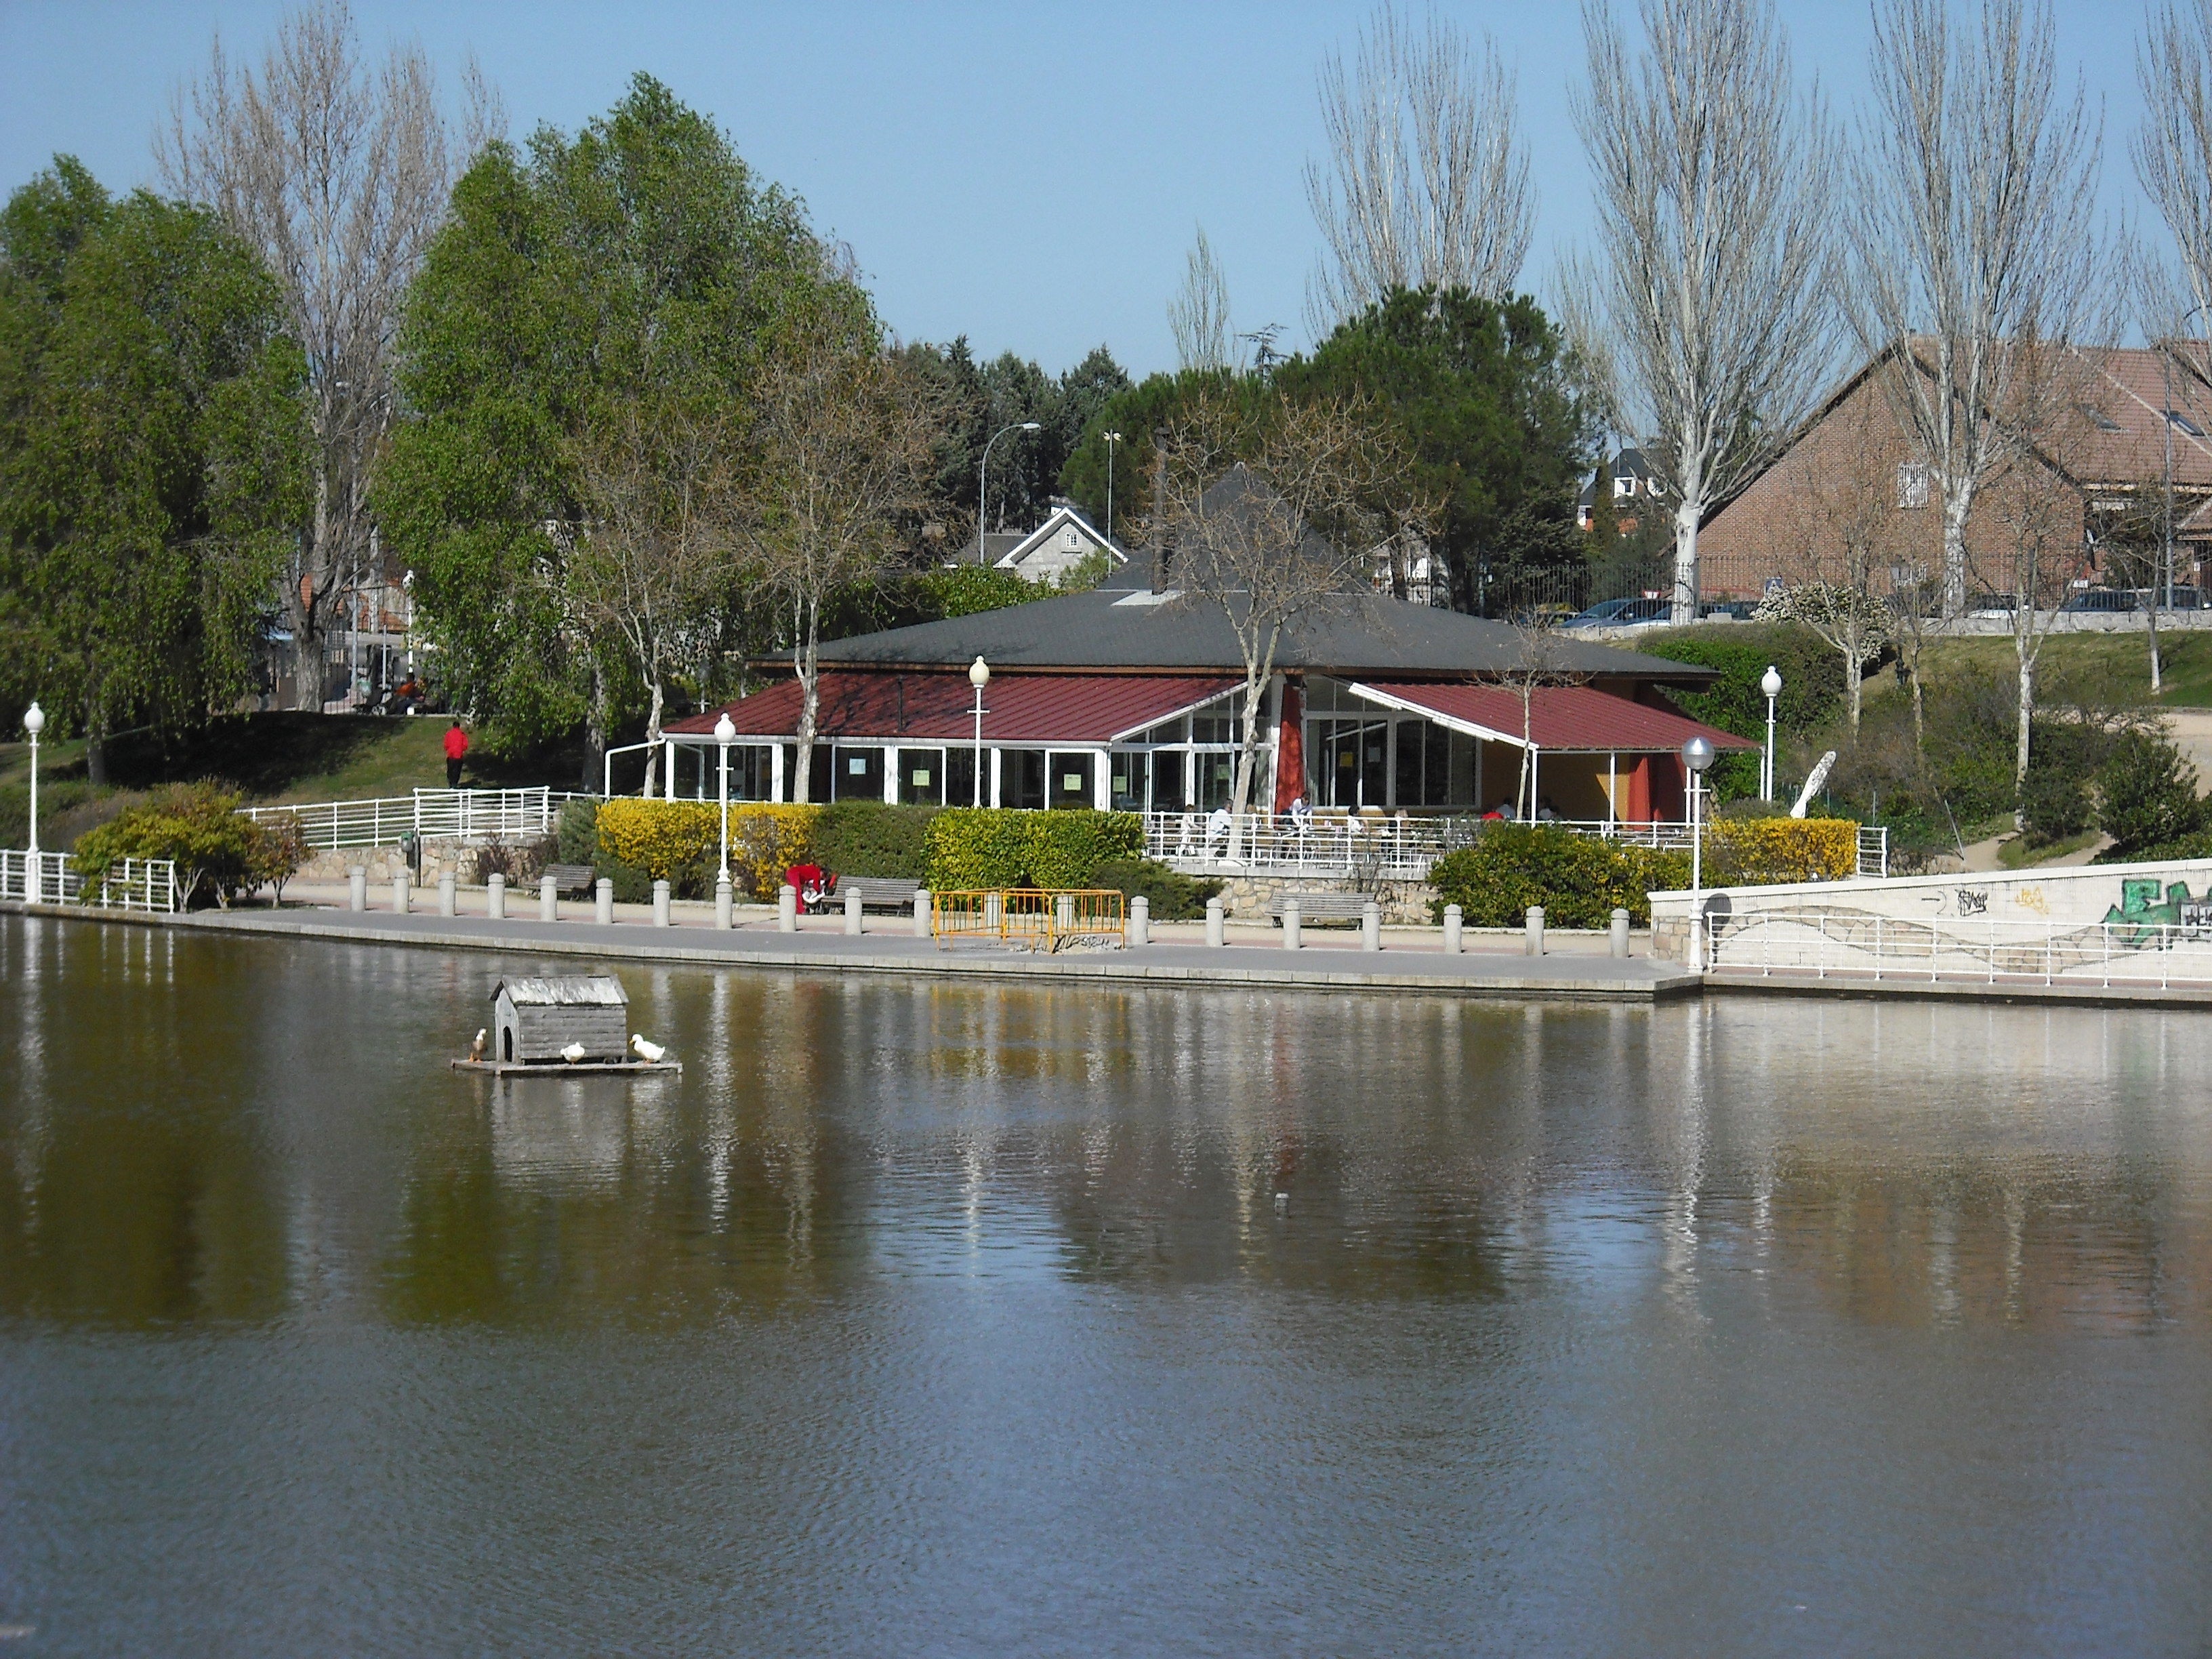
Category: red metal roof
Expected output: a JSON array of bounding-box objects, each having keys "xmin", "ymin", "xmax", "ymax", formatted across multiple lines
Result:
[
  {"xmin": 1353, "ymin": 681, "xmax": 1757, "ymax": 753},
  {"xmin": 667, "ymin": 672, "xmax": 1241, "ymax": 744}
]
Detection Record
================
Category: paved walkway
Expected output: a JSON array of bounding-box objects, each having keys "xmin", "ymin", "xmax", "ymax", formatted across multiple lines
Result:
[{"xmin": 9, "ymin": 885, "xmax": 1700, "ymax": 1002}]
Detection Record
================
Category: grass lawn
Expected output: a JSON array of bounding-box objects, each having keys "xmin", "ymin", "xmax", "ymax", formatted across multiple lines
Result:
[{"xmin": 1908, "ymin": 629, "xmax": 2212, "ymax": 708}]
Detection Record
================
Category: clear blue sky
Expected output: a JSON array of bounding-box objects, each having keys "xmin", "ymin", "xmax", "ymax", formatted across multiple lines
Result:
[{"xmin": 0, "ymin": 1, "xmax": 2163, "ymax": 379}]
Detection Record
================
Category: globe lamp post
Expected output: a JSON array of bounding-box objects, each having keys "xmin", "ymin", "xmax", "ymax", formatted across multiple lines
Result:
[
  {"xmin": 1681, "ymin": 735, "xmax": 1715, "ymax": 969},
  {"xmin": 1759, "ymin": 664, "xmax": 1783, "ymax": 802},
  {"xmin": 22, "ymin": 701, "xmax": 44, "ymax": 865},
  {"xmin": 714, "ymin": 712, "xmax": 736, "ymax": 882},
  {"xmin": 968, "ymin": 657, "xmax": 990, "ymax": 807}
]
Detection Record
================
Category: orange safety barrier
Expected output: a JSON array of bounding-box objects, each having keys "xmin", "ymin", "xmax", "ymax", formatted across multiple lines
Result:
[{"xmin": 931, "ymin": 888, "xmax": 1126, "ymax": 952}]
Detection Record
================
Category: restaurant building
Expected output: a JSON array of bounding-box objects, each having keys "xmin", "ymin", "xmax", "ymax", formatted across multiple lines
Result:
[{"xmin": 662, "ymin": 569, "xmax": 1752, "ymax": 825}]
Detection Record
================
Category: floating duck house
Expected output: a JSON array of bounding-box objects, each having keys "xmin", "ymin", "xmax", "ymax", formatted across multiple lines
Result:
[{"xmin": 491, "ymin": 976, "xmax": 628, "ymax": 1065}]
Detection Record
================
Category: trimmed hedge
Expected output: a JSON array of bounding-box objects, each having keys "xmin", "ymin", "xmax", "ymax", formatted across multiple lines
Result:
[
  {"xmin": 590, "ymin": 799, "xmax": 820, "ymax": 898},
  {"xmin": 922, "ymin": 808, "xmax": 1143, "ymax": 890},
  {"xmin": 1707, "ymin": 817, "xmax": 1858, "ymax": 884},
  {"xmin": 809, "ymin": 802, "xmax": 937, "ymax": 879},
  {"xmin": 1429, "ymin": 825, "xmax": 1689, "ymax": 927}
]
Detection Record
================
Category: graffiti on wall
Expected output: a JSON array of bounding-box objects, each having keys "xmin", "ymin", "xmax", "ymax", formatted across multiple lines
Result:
[{"xmin": 2103, "ymin": 878, "xmax": 2212, "ymax": 940}]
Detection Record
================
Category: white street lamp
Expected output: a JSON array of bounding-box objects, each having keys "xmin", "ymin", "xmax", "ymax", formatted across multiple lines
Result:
[
  {"xmin": 714, "ymin": 712, "xmax": 736, "ymax": 881},
  {"xmin": 22, "ymin": 701, "xmax": 43, "ymax": 867},
  {"xmin": 1681, "ymin": 735, "xmax": 1715, "ymax": 969},
  {"xmin": 978, "ymin": 422, "xmax": 1042, "ymax": 567},
  {"xmin": 1103, "ymin": 430, "xmax": 1123, "ymax": 551},
  {"xmin": 1759, "ymin": 663, "xmax": 1782, "ymax": 802},
  {"xmin": 968, "ymin": 656, "xmax": 990, "ymax": 807}
]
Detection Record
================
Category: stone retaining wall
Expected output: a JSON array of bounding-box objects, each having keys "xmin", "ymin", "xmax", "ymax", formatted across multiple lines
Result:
[
  {"xmin": 296, "ymin": 839, "xmax": 547, "ymax": 888},
  {"xmin": 1212, "ymin": 872, "xmax": 1437, "ymax": 926}
]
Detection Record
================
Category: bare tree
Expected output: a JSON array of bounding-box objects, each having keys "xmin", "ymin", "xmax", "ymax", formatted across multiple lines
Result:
[
  {"xmin": 159, "ymin": 0, "xmax": 498, "ymax": 708},
  {"xmin": 1305, "ymin": 3, "xmax": 1534, "ymax": 331},
  {"xmin": 1964, "ymin": 344, "xmax": 2102, "ymax": 785},
  {"xmin": 1153, "ymin": 392, "xmax": 1425, "ymax": 818},
  {"xmin": 1846, "ymin": 0, "xmax": 2109, "ymax": 618},
  {"xmin": 1758, "ymin": 400, "xmax": 1902, "ymax": 730},
  {"xmin": 1168, "ymin": 226, "xmax": 1234, "ymax": 374},
  {"xmin": 1564, "ymin": 0, "xmax": 1836, "ymax": 626},
  {"xmin": 2135, "ymin": 3, "xmax": 2212, "ymax": 356},
  {"xmin": 567, "ymin": 401, "xmax": 737, "ymax": 799},
  {"xmin": 739, "ymin": 313, "xmax": 937, "ymax": 803}
]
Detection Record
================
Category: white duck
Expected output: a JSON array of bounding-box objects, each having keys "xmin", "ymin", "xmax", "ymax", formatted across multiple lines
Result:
[
  {"xmin": 558, "ymin": 1042, "xmax": 588, "ymax": 1063},
  {"xmin": 631, "ymin": 1033, "xmax": 667, "ymax": 1064},
  {"xmin": 468, "ymin": 1028, "xmax": 487, "ymax": 1062}
]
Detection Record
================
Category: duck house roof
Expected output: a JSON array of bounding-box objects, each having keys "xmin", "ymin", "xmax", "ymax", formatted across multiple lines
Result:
[{"xmin": 492, "ymin": 976, "xmax": 628, "ymax": 1008}]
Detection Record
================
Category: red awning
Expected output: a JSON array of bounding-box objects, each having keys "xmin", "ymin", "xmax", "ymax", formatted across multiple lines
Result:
[
  {"xmin": 1350, "ymin": 681, "xmax": 1757, "ymax": 753},
  {"xmin": 667, "ymin": 672, "xmax": 1240, "ymax": 745}
]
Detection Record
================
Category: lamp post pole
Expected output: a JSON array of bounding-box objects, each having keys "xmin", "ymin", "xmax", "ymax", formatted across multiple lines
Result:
[
  {"xmin": 714, "ymin": 712, "xmax": 735, "ymax": 880},
  {"xmin": 979, "ymin": 421, "xmax": 1042, "ymax": 567},
  {"xmin": 968, "ymin": 657, "xmax": 990, "ymax": 807},
  {"xmin": 1759, "ymin": 664, "xmax": 1782, "ymax": 802},
  {"xmin": 1103, "ymin": 430, "xmax": 1122, "ymax": 550},
  {"xmin": 22, "ymin": 701, "xmax": 43, "ymax": 866},
  {"xmin": 1682, "ymin": 735, "xmax": 1714, "ymax": 970}
]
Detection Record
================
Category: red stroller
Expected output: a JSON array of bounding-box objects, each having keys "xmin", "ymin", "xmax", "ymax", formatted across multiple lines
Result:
[{"xmin": 783, "ymin": 863, "xmax": 837, "ymax": 914}]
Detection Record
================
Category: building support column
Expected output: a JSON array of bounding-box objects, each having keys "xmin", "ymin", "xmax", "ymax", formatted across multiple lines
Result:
[
  {"xmin": 884, "ymin": 746, "xmax": 900, "ymax": 806},
  {"xmin": 770, "ymin": 742, "xmax": 785, "ymax": 804}
]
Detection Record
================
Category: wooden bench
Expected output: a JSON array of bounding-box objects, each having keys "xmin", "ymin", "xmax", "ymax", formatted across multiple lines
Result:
[
  {"xmin": 836, "ymin": 875, "xmax": 929, "ymax": 912},
  {"xmin": 543, "ymin": 863, "xmax": 597, "ymax": 897},
  {"xmin": 1265, "ymin": 892, "xmax": 1373, "ymax": 927}
]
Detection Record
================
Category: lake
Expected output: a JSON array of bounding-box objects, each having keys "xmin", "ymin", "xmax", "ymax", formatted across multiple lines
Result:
[{"xmin": 1, "ymin": 914, "xmax": 2208, "ymax": 1655}]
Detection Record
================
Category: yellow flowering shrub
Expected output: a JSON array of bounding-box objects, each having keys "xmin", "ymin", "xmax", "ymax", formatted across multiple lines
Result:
[
  {"xmin": 1708, "ymin": 817, "xmax": 1859, "ymax": 884},
  {"xmin": 594, "ymin": 800, "xmax": 820, "ymax": 896}
]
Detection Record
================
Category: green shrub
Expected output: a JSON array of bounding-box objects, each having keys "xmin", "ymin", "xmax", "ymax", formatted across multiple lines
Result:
[
  {"xmin": 811, "ymin": 802, "xmax": 937, "ymax": 878},
  {"xmin": 73, "ymin": 781, "xmax": 266, "ymax": 909},
  {"xmin": 923, "ymin": 808, "xmax": 1144, "ymax": 890},
  {"xmin": 557, "ymin": 797, "xmax": 599, "ymax": 865},
  {"xmin": 2019, "ymin": 758, "xmax": 2093, "ymax": 846},
  {"xmin": 1428, "ymin": 825, "xmax": 1689, "ymax": 927},
  {"xmin": 1090, "ymin": 857, "xmax": 1223, "ymax": 921},
  {"xmin": 2097, "ymin": 731, "xmax": 2202, "ymax": 854}
]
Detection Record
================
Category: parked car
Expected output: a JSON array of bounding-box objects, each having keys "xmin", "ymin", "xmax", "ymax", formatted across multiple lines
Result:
[
  {"xmin": 2060, "ymin": 588, "xmax": 2138, "ymax": 613},
  {"xmin": 1561, "ymin": 596, "xmax": 1671, "ymax": 630},
  {"xmin": 2142, "ymin": 585, "xmax": 2207, "ymax": 609},
  {"xmin": 1699, "ymin": 598, "xmax": 1759, "ymax": 620}
]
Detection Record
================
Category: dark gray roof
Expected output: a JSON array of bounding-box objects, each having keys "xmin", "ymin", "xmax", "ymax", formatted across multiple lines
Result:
[
  {"xmin": 494, "ymin": 976, "xmax": 628, "ymax": 1006},
  {"xmin": 808, "ymin": 585, "xmax": 1715, "ymax": 683}
]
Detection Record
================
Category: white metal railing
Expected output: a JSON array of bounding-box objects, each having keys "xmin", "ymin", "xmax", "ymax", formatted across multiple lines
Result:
[
  {"xmin": 1146, "ymin": 811, "xmax": 1458, "ymax": 877},
  {"xmin": 1858, "ymin": 825, "xmax": 1889, "ymax": 878},
  {"xmin": 1, "ymin": 850, "xmax": 80, "ymax": 904},
  {"xmin": 1700, "ymin": 907, "xmax": 2212, "ymax": 989},
  {"xmin": 2, "ymin": 851, "xmax": 178, "ymax": 913},
  {"xmin": 237, "ymin": 787, "xmax": 558, "ymax": 850}
]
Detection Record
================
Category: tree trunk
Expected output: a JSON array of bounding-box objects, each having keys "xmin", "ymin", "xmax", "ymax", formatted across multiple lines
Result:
[
  {"xmin": 1670, "ymin": 499, "xmax": 1700, "ymax": 625},
  {"xmin": 1940, "ymin": 488, "xmax": 1971, "ymax": 619},
  {"xmin": 581, "ymin": 657, "xmax": 607, "ymax": 793},
  {"xmin": 84, "ymin": 678, "xmax": 107, "ymax": 787},
  {"xmin": 640, "ymin": 676, "xmax": 665, "ymax": 800},
  {"xmin": 1230, "ymin": 670, "xmax": 1267, "ymax": 819},
  {"xmin": 291, "ymin": 465, "xmax": 333, "ymax": 710},
  {"xmin": 2147, "ymin": 600, "xmax": 2163, "ymax": 697},
  {"xmin": 2014, "ymin": 640, "xmax": 2034, "ymax": 787},
  {"xmin": 1846, "ymin": 643, "xmax": 1862, "ymax": 733},
  {"xmin": 792, "ymin": 601, "xmax": 820, "ymax": 805}
]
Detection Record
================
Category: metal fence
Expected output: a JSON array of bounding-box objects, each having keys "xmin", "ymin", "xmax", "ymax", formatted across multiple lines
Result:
[
  {"xmin": 1, "ymin": 851, "xmax": 178, "ymax": 913},
  {"xmin": 933, "ymin": 888, "xmax": 1126, "ymax": 951},
  {"xmin": 238, "ymin": 787, "xmax": 567, "ymax": 850},
  {"xmin": 1702, "ymin": 907, "xmax": 2212, "ymax": 989}
]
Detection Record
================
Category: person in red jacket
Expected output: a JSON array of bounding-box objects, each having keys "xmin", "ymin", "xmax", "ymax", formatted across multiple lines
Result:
[{"xmin": 443, "ymin": 719, "xmax": 468, "ymax": 788}]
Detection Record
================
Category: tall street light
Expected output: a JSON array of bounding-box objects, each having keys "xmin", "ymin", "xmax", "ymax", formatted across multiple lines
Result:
[
  {"xmin": 1681, "ymin": 735, "xmax": 1714, "ymax": 969},
  {"xmin": 968, "ymin": 656, "xmax": 990, "ymax": 807},
  {"xmin": 1103, "ymin": 430, "xmax": 1123, "ymax": 551},
  {"xmin": 1759, "ymin": 664, "xmax": 1782, "ymax": 802},
  {"xmin": 714, "ymin": 711, "xmax": 736, "ymax": 882},
  {"xmin": 978, "ymin": 422, "xmax": 1041, "ymax": 567},
  {"xmin": 22, "ymin": 701, "xmax": 43, "ymax": 867}
]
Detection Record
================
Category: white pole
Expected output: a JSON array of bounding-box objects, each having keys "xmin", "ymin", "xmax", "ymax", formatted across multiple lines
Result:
[
  {"xmin": 1764, "ymin": 695, "xmax": 1775, "ymax": 800},
  {"xmin": 23, "ymin": 703, "xmax": 42, "ymax": 860}
]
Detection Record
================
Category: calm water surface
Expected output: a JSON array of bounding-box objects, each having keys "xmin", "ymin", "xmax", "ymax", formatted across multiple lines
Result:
[{"xmin": 1, "ymin": 914, "xmax": 2209, "ymax": 1656}]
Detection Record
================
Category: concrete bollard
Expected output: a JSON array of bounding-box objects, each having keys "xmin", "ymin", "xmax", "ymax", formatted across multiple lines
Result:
[
  {"xmin": 539, "ymin": 874, "xmax": 557, "ymax": 922},
  {"xmin": 1610, "ymin": 907, "xmax": 1631, "ymax": 959},
  {"xmin": 844, "ymin": 885, "xmax": 863, "ymax": 935},
  {"xmin": 1205, "ymin": 896, "xmax": 1225, "ymax": 948},
  {"xmin": 1283, "ymin": 899, "xmax": 1302, "ymax": 950},
  {"xmin": 348, "ymin": 866, "xmax": 367, "ymax": 912},
  {"xmin": 392, "ymin": 872, "xmax": 411, "ymax": 916},
  {"xmin": 1525, "ymin": 905, "xmax": 1545, "ymax": 956},
  {"xmin": 1054, "ymin": 892, "xmax": 1075, "ymax": 934},
  {"xmin": 716, "ymin": 872, "xmax": 733, "ymax": 930},
  {"xmin": 487, "ymin": 872, "xmax": 506, "ymax": 920},
  {"xmin": 1129, "ymin": 893, "xmax": 1149, "ymax": 947},
  {"xmin": 1443, "ymin": 902, "xmax": 1462, "ymax": 955},
  {"xmin": 913, "ymin": 890, "xmax": 931, "ymax": 939},
  {"xmin": 595, "ymin": 878, "xmax": 614, "ymax": 926},
  {"xmin": 1362, "ymin": 902, "xmax": 1381, "ymax": 951},
  {"xmin": 652, "ymin": 878, "xmax": 671, "ymax": 927},
  {"xmin": 984, "ymin": 891, "xmax": 1004, "ymax": 935},
  {"xmin": 438, "ymin": 871, "xmax": 457, "ymax": 917},
  {"xmin": 779, "ymin": 883, "xmax": 798, "ymax": 932}
]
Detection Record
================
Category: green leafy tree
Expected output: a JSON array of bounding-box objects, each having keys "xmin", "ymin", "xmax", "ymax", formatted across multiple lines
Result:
[
  {"xmin": 379, "ymin": 75, "xmax": 838, "ymax": 783},
  {"xmin": 0, "ymin": 159, "xmax": 306, "ymax": 780},
  {"xmin": 1277, "ymin": 285, "xmax": 1593, "ymax": 612}
]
